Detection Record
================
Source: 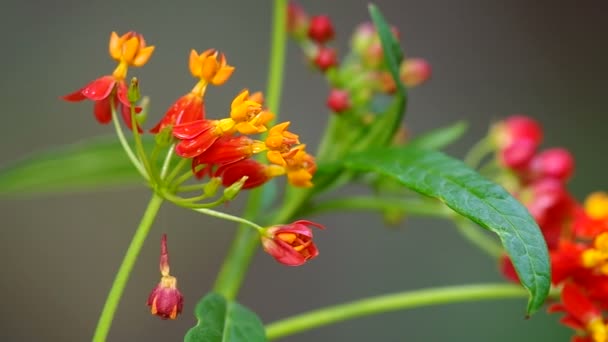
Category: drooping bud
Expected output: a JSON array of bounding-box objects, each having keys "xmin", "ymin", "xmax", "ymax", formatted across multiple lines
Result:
[
  {"xmin": 147, "ymin": 234, "xmax": 184, "ymax": 320},
  {"xmin": 307, "ymin": 15, "xmax": 334, "ymax": 44}
]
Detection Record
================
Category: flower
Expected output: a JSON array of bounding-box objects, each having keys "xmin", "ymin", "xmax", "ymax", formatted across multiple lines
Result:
[
  {"xmin": 62, "ymin": 31, "xmax": 153, "ymax": 131},
  {"xmin": 265, "ymin": 122, "xmax": 300, "ymax": 166},
  {"xmin": 548, "ymin": 283, "xmax": 608, "ymax": 342},
  {"xmin": 215, "ymin": 159, "xmax": 284, "ymax": 189},
  {"xmin": 173, "ymin": 90, "xmax": 273, "ymax": 158},
  {"xmin": 313, "ymin": 46, "xmax": 338, "ymax": 71},
  {"xmin": 191, "ymin": 136, "xmax": 266, "ymax": 178},
  {"xmin": 147, "ymin": 234, "xmax": 184, "ymax": 320},
  {"xmin": 326, "ymin": 89, "xmax": 351, "ymax": 113},
  {"xmin": 282, "ymin": 145, "xmax": 317, "ymax": 188},
  {"xmin": 150, "ymin": 49, "xmax": 234, "ymax": 134},
  {"xmin": 400, "ymin": 58, "xmax": 431, "ymax": 87},
  {"xmin": 261, "ymin": 220, "xmax": 325, "ymax": 266}
]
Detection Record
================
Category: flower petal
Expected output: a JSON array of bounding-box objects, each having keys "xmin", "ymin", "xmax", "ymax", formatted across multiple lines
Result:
[
  {"xmin": 93, "ymin": 98, "xmax": 112, "ymax": 124},
  {"xmin": 172, "ymin": 120, "xmax": 214, "ymax": 139},
  {"xmin": 80, "ymin": 76, "xmax": 116, "ymax": 101}
]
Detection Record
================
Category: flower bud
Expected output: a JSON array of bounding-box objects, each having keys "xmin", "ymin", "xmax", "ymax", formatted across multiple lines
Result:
[
  {"xmin": 204, "ymin": 177, "xmax": 222, "ymax": 197},
  {"xmin": 154, "ymin": 125, "xmax": 174, "ymax": 147},
  {"xmin": 307, "ymin": 15, "xmax": 334, "ymax": 44},
  {"xmin": 326, "ymin": 89, "xmax": 351, "ymax": 113},
  {"xmin": 499, "ymin": 138, "xmax": 536, "ymax": 170},
  {"xmin": 400, "ymin": 58, "xmax": 431, "ymax": 87},
  {"xmin": 287, "ymin": 2, "xmax": 309, "ymax": 39},
  {"xmin": 313, "ymin": 46, "xmax": 337, "ymax": 72},
  {"xmin": 127, "ymin": 77, "xmax": 141, "ymax": 103},
  {"xmin": 492, "ymin": 115, "xmax": 543, "ymax": 150},
  {"xmin": 529, "ymin": 148, "xmax": 575, "ymax": 182},
  {"xmin": 223, "ymin": 176, "xmax": 248, "ymax": 201},
  {"xmin": 351, "ymin": 22, "xmax": 376, "ymax": 56}
]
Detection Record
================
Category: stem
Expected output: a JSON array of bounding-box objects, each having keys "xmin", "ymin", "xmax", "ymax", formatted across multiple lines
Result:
[
  {"xmin": 464, "ymin": 136, "xmax": 493, "ymax": 169},
  {"xmin": 110, "ymin": 99, "xmax": 148, "ymax": 181},
  {"xmin": 453, "ymin": 218, "xmax": 503, "ymax": 258},
  {"xmin": 160, "ymin": 144, "xmax": 175, "ymax": 180},
  {"xmin": 212, "ymin": 0, "xmax": 288, "ymax": 300},
  {"xmin": 193, "ymin": 208, "xmax": 265, "ymax": 233},
  {"xmin": 92, "ymin": 193, "xmax": 164, "ymax": 342},
  {"xmin": 165, "ymin": 157, "xmax": 189, "ymax": 184},
  {"xmin": 306, "ymin": 196, "xmax": 452, "ymax": 218},
  {"xmin": 265, "ymin": 283, "xmax": 529, "ymax": 340},
  {"xmin": 131, "ymin": 101, "xmax": 153, "ymax": 178}
]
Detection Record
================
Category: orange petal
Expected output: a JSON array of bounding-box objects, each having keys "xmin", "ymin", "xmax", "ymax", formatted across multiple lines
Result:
[
  {"xmin": 189, "ymin": 49, "xmax": 202, "ymax": 77},
  {"xmin": 121, "ymin": 36, "xmax": 140, "ymax": 64},
  {"xmin": 109, "ymin": 32, "xmax": 121, "ymax": 60},
  {"xmin": 211, "ymin": 66, "xmax": 235, "ymax": 85},
  {"xmin": 267, "ymin": 150, "xmax": 286, "ymax": 166},
  {"xmin": 133, "ymin": 45, "xmax": 155, "ymax": 67},
  {"xmin": 231, "ymin": 90, "xmax": 250, "ymax": 110}
]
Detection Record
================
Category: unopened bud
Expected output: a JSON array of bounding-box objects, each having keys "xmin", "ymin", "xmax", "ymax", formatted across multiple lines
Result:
[
  {"xmin": 128, "ymin": 77, "xmax": 141, "ymax": 103},
  {"xmin": 313, "ymin": 46, "xmax": 337, "ymax": 72},
  {"xmin": 154, "ymin": 125, "xmax": 174, "ymax": 147},
  {"xmin": 308, "ymin": 15, "xmax": 335, "ymax": 44},
  {"xmin": 223, "ymin": 176, "xmax": 248, "ymax": 201},
  {"xmin": 326, "ymin": 89, "xmax": 351, "ymax": 113},
  {"xmin": 204, "ymin": 177, "xmax": 222, "ymax": 197},
  {"xmin": 287, "ymin": 2, "xmax": 309, "ymax": 40},
  {"xmin": 400, "ymin": 58, "xmax": 432, "ymax": 87}
]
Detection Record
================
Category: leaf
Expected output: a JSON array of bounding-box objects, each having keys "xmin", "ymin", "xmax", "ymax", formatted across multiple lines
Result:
[
  {"xmin": 369, "ymin": 4, "xmax": 404, "ymax": 93},
  {"xmin": 184, "ymin": 292, "xmax": 266, "ymax": 342},
  {"xmin": 344, "ymin": 146, "xmax": 550, "ymax": 314},
  {"xmin": 0, "ymin": 136, "xmax": 156, "ymax": 197},
  {"xmin": 408, "ymin": 121, "xmax": 468, "ymax": 150}
]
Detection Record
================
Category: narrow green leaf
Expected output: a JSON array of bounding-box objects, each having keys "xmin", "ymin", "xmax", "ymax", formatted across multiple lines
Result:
[
  {"xmin": 184, "ymin": 292, "xmax": 266, "ymax": 342},
  {"xmin": 0, "ymin": 136, "xmax": 156, "ymax": 196},
  {"xmin": 369, "ymin": 4, "xmax": 404, "ymax": 94},
  {"xmin": 408, "ymin": 121, "xmax": 469, "ymax": 150},
  {"xmin": 344, "ymin": 146, "xmax": 550, "ymax": 314}
]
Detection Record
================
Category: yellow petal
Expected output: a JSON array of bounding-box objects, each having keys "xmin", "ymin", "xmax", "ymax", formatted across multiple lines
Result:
[
  {"xmin": 267, "ymin": 151, "xmax": 286, "ymax": 166},
  {"xmin": 211, "ymin": 66, "xmax": 235, "ymax": 85},
  {"xmin": 231, "ymin": 90, "xmax": 250, "ymax": 110},
  {"xmin": 201, "ymin": 56, "xmax": 219, "ymax": 82},
  {"xmin": 586, "ymin": 192, "xmax": 608, "ymax": 220},
  {"xmin": 189, "ymin": 49, "xmax": 202, "ymax": 77}
]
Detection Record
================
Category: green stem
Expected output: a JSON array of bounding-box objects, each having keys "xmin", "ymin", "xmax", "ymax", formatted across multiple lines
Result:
[
  {"xmin": 464, "ymin": 136, "xmax": 493, "ymax": 169},
  {"xmin": 193, "ymin": 208, "xmax": 265, "ymax": 233},
  {"xmin": 130, "ymin": 101, "xmax": 153, "ymax": 179},
  {"xmin": 92, "ymin": 193, "xmax": 164, "ymax": 342},
  {"xmin": 453, "ymin": 218, "xmax": 503, "ymax": 258},
  {"xmin": 160, "ymin": 144, "xmax": 175, "ymax": 180},
  {"xmin": 306, "ymin": 196, "xmax": 452, "ymax": 218},
  {"xmin": 110, "ymin": 98, "xmax": 148, "ymax": 181},
  {"xmin": 165, "ymin": 157, "xmax": 189, "ymax": 184},
  {"xmin": 265, "ymin": 283, "xmax": 529, "ymax": 340},
  {"xmin": 212, "ymin": 0, "xmax": 288, "ymax": 300}
]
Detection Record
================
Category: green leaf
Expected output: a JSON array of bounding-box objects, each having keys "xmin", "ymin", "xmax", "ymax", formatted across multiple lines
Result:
[
  {"xmin": 0, "ymin": 136, "xmax": 155, "ymax": 197},
  {"xmin": 369, "ymin": 4, "xmax": 404, "ymax": 93},
  {"xmin": 344, "ymin": 146, "xmax": 550, "ymax": 314},
  {"xmin": 184, "ymin": 292, "xmax": 266, "ymax": 342},
  {"xmin": 408, "ymin": 121, "xmax": 468, "ymax": 150}
]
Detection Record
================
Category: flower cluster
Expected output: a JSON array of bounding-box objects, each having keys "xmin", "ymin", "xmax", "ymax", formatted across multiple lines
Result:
[
  {"xmin": 490, "ymin": 115, "xmax": 608, "ymax": 342},
  {"xmin": 63, "ymin": 32, "xmax": 316, "ymax": 191}
]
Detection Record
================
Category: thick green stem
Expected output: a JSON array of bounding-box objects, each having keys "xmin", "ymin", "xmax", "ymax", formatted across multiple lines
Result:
[
  {"xmin": 212, "ymin": 0, "xmax": 288, "ymax": 301},
  {"xmin": 92, "ymin": 193, "xmax": 164, "ymax": 342},
  {"xmin": 265, "ymin": 283, "xmax": 529, "ymax": 340}
]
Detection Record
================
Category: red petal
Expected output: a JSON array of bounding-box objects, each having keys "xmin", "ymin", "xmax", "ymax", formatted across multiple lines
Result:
[
  {"xmin": 173, "ymin": 120, "xmax": 214, "ymax": 139},
  {"xmin": 216, "ymin": 159, "xmax": 269, "ymax": 189},
  {"xmin": 61, "ymin": 89, "xmax": 87, "ymax": 102},
  {"xmin": 94, "ymin": 98, "xmax": 112, "ymax": 124},
  {"xmin": 562, "ymin": 283, "xmax": 600, "ymax": 323},
  {"xmin": 175, "ymin": 133, "xmax": 219, "ymax": 158},
  {"xmin": 119, "ymin": 101, "xmax": 143, "ymax": 133},
  {"xmin": 80, "ymin": 76, "xmax": 116, "ymax": 101}
]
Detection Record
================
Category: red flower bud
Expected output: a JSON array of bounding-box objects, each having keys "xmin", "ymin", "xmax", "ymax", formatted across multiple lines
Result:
[
  {"xmin": 261, "ymin": 220, "xmax": 325, "ymax": 266},
  {"xmin": 400, "ymin": 58, "xmax": 432, "ymax": 87},
  {"xmin": 529, "ymin": 148, "xmax": 575, "ymax": 182},
  {"xmin": 499, "ymin": 138, "xmax": 536, "ymax": 170},
  {"xmin": 313, "ymin": 46, "xmax": 338, "ymax": 72},
  {"xmin": 492, "ymin": 115, "xmax": 543, "ymax": 149},
  {"xmin": 147, "ymin": 234, "xmax": 184, "ymax": 320},
  {"xmin": 326, "ymin": 89, "xmax": 351, "ymax": 113},
  {"xmin": 287, "ymin": 2, "xmax": 309, "ymax": 39},
  {"xmin": 307, "ymin": 15, "xmax": 334, "ymax": 44}
]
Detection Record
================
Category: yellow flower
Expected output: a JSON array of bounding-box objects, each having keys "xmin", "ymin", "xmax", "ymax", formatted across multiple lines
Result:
[{"xmin": 109, "ymin": 31, "xmax": 155, "ymax": 80}]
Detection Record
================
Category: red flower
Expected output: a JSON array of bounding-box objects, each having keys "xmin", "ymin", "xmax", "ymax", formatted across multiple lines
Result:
[
  {"xmin": 147, "ymin": 234, "xmax": 184, "ymax": 320},
  {"xmin": 150, "ymin": 93, "xmax": 205, "ymax": 134},
  {"xmin": 548, "ymin": 283, "xmax": 607, "ymax": 342},
  {"xmin": 261, "ymin": 220, "xmax": 325, "ymax": 266},
  {"xmin": 313, "ymin": 46, "xmax": 337, "ymax": 71},
  {"xmin": 62, "ymin": 76, "xmax": 142, "ymax": 131},
  {"xmin": 308, "ymin": 15, "xmax": 334, "ymax": 44},
  {"xmin": 215, "ymin": 159, "xmax": 284, "ymax": 189},
  {"xmin": 191, "ymin": 136, "xmax": 265, "ymax": 178},
  {"xmin": 326, "ymin": 89, "xmax": 351, "ymax": 113}
]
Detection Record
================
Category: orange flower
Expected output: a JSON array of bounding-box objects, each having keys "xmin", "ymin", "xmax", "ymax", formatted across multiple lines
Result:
[
  {"xmin": 283, "ymin": 145, "xmax": 317, "ymax": 188},
  {"xmin": 109, "ymin": 31, "xmax": 155, "ymax": 80},
  {"xmin": 189, "ymin": 49, "xmax": 234, "ymax": 86},
  {"xmin": 261, "ymin": 220, "xmax": 325, "ymax": 266},
  {"xmin": 265, "ymin": 122, "xmax": 300, "ymax": 166}
]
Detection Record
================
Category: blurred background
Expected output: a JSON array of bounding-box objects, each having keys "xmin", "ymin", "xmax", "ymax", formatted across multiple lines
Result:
[{"xmin": 1, "ymin": 0, "xmax": 607, "ymax": 340}]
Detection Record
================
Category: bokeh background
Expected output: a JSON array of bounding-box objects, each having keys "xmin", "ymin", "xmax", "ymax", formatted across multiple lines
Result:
[{"xmin": 1, "ymin": 0, "xmax": 607, "ymax": 340}]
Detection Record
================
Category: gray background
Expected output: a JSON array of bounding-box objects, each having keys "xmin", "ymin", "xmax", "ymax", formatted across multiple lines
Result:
[{"xmin": 1, "ymin": 0, "xmax": 607, "ymax": 341}]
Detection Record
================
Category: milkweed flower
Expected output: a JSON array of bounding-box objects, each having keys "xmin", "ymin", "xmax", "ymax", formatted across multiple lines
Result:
[
  {"xmin": 261, "ymin": 220, "xmax": 325, "ymax": 266},
  {"xmin": 150, "ymin": 49, "xmax": 234, "ymax": 134},
  {"xmin": 62, "ymin": 31, "xmax": 154, "ymax": 131},
  {"xmin": 147, "ymin": 234, "xmax": 184, "ymax": 320}
]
